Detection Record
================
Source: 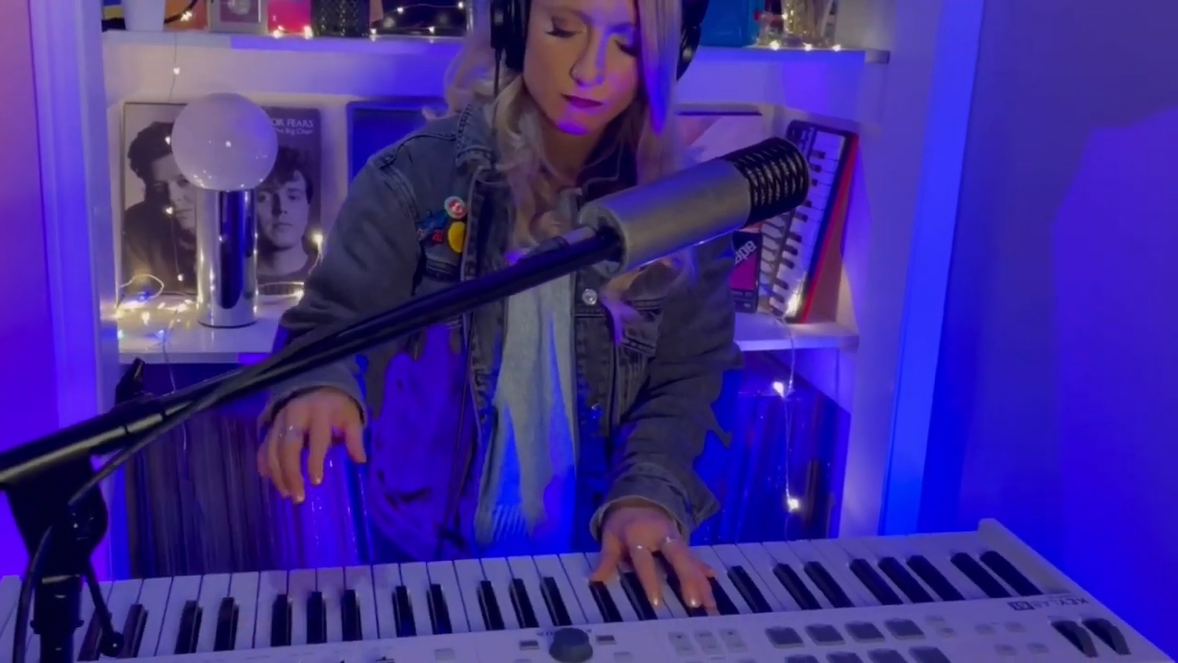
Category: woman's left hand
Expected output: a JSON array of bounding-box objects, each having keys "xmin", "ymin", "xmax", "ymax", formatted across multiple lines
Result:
[{"xmin": 590, "ymin": 500, "xmax": 716, "ymax": 611}]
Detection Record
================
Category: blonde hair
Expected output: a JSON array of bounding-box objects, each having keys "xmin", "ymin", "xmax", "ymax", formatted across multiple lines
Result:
[{"xmin": 442, "ymin": 0, "xmax": 694, "ymax": 332}]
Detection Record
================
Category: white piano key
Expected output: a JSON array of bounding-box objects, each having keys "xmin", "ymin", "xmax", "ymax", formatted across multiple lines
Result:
[
  {"xmin": 1, "ymin": 583, "xmax": 29, "ymax": 663},
  {"xmin": 712, "ymin": 544, "xmax": 787, "ymax": 612},
  {"xmin": 451, "ymin": 559, "xmax": 488, "ymax": 632},
  {"xmin": 251, "ymin": 570, "xmax": 287, "ymax": 649},
  {"xmin": 837, "ymin": 537, "xmax": 912, "ymax": 603},
  {"xmin": 805, "ymin": 538, "xmax": 877, "ymax": 606},
  {"xmin": 477, "ymin": 558, "xmax": 521, "ymax": 630},
  {"xmin": 193, "ymin": 573, "xmax": 231, "ymax": 653},
  {"xmin": 690, "ymin": 547, "xmax": 753, "ymax": 614},
  {"xmin": 566, "ymin": 553, "xmax": 637, "ymax": 623},
  {"xmin": 0, "ymin": 576, "xmax": 18, "ymax": 635},
  {"xmin": 285, "ymin": 569, "xmax": 316, "ymax": 646},
  {"xmin": 813, "ymin": 132, "xmax": 845, "ymax": 155},
  {"xmin": 134, "ymin": 577, "xmax": 175, "ymax": 657},
  {"xmin": 532, "ymin": 554, "xmax": 587, "ymax": 625},
  {"xmin": 425, "ymin": 561, "xmax": 469, "ymax": 633},
  {"xmin": 397, "ymin": 562, "xmax": 435, "ymax": 635},
  {"xmin": 761, "ymin": 541, "xmax": 837, "ymax": 609},
  {"xmin": 370, "ymin": 563, "xmax": 400, "ymax": 639},
  {"xmin": 343, "ymin": 565, "xmax": 379, "ymax": 641},
  {"xmin": 226, "ymin": 573, "xmax": 260, "ymax": 651},
  {"xmin": 733, "ymin": 543, "xmax": 802, "ymax": 610},
  {"xmin": 812, "ymin": 168, "xmax": 837, "ymax": 186},
  {"xmin": 315, "ymin": 567, "xmax": 346, "ymax": 643},
  {"xmin": 155, "ymin": 575, "xmax": 202, "ymax": 656},
  {"xmin": 506, "ymin": 556, "xmax": 555, "ymax": 627},
  {"xmin": 104, "ymin": 579, "xmax": 144, "ymax": 650},
  {"xmin": 69, "ymin": 576, "xmax": 98, "ymax": 656},
  {"xmin": 556, "ymin": 554, "xmax": 608, "ymax": 624},
  {"xmin": 904, "ymin": 534, "xmax": 986, "ymax": 600}
]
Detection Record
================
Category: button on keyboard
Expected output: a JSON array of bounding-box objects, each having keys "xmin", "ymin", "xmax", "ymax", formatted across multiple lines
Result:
[
  {"xmin": 828, "ymin": 653, "xmax": 864, "ymax": 663},
  {"xmin": 847, "ymin": 621, "xmax": 885, "ymax": 643},
  {"xmin": 786, "ymin": 656, "xmax": 821, "ymax": 663},
  {"xmin": 867, "ymin": 650, "xmax": 907, "ymax": 663},
  {"xmin": 767, "ymin": 626, "xmax": 805, "ymax": 648},
  {"xmin": 806, "ymin": 624, "xmax": 845, "ymax": 645},
  {"xmin": 910, "ymin": 646, "xmax": 952, "ymax": 663},
  {"xmin": 885, "ymin": 619, "xmax": 925, "ymax": 639}
]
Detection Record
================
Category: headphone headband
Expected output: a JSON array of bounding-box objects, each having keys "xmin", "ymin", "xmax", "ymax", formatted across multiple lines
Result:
[{"xmin": 490, "ymin": 0, "xmax": 709, "ymax": 81}]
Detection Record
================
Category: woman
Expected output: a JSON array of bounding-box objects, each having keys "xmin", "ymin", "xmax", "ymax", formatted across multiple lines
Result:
[{"xmin": 257, "ymin": 0, "xmax": 739, "ymax": 612}]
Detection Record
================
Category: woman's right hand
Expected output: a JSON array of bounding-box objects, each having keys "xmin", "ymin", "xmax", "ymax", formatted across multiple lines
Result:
[{"xmin": 258, "ymin": 387, "xmax": 366, "ymax": 503}]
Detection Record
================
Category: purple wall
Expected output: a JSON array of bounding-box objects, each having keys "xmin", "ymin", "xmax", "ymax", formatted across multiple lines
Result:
[
  {"xmin": 923, "ymin": 0, "xmax": 1178, "ymax": 655},
  {"xmin": 0, "ymin": 0, "xmax": 54, "ymax": 577}
]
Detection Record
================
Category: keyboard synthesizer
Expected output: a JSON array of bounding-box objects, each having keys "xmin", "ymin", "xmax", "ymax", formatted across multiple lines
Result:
[{"xmin": 0, "ymin": 519, "xmax": 1167, "ymax": 662}]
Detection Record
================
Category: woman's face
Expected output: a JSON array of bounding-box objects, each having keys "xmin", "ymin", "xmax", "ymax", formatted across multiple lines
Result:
[{"xmin": 522, "ymin": 0, "xmax": 642, "ymax": 137}]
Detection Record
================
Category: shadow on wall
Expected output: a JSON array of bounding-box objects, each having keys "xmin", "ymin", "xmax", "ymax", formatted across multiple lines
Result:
[{"xmin": 925, "ymin": 0, "xmax": 1178, "ymax": 655}]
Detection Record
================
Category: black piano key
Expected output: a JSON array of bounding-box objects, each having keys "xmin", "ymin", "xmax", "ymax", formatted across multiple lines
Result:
[
  {"xmin": 849, "ymin": 559, "xmax": 903, "ymax": 605},
  {"xmin": 950, "ymin": 553, "xmax": 1011, "ymax": 598},
  {"xmin": 306, "ymin": 591, "xmax": 328, "ymax": 644},
  {"xmin": 427, "ymin": 583, "xmax": 452, "ymax": 634},
  {"xmin": 270, "ymin": 594, "xmax": 293, "ymax": 647},
  {"xmin": 878, "ymin": 557, "xmax": 934, "ymax": 603},
  {"xmin": 618, "ymin": 572, "xmax": 658, "ymax": 620},
  {"xmin": 588, "ymin": 581, "xmax": 623, "ymax": 623},
  {"xmin": 509, "ymin": 578, "xmax": 540, "ymax": 628},
  {"xmin": 212, "ymin": 597, "xmax": 239, "ymax": 651},
  {"xmin": 979, "ymin": 550, "xmax": 1042, "ymax": 596},
  {"xmin": 772, "ymin": 563, "xmax": 822, "ymax": 610},
  {"xmin": 707, "ymin": 577, "xmax": 741, "ymax": 616},
  {"xmin": 392, "ymin": 586, "xmax": 416, "ymax": 637},
  {"xmin": 173, "ymin": 600, "xmax": 202, "ymax": 655},
  {"xmin": 727, "ymin": 566, "xmax": 772, "ymax": 613},
  {"xmin": 341, "ymin": 589, "xmax": 363, "ymax": 641},
  {"xmin": 78, "ymin": 613, "xmax": 104, "ymax": 661},
  {"xmin": 906, "ymin": 556, "xmax": 964, "ymax": 601},
  {"xmin": 476, "ymin": 580, "xmax": 507, "ymax": 630},
  {"xmin": 540, "ymin": 577, "xmax": 574, "ymax": 626},
  {"xmin": 656, "ymin": 556, "xmax": 706, "ymax": 617},
  {"xmin": 788, "ymin": 231, "xmax": 803, "ymax": 242},
  {"xmin": 802, "ymin": 561, "xmax": 853, "ymax": 608},
  {"xmin": 117, "ymin": 603, "xmax": 148, "ymax": 658}
]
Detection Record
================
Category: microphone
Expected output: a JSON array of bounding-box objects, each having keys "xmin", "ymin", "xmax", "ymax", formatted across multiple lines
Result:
[{"xmin": 579, "ymin": 137, "xmax": 810, "ymax": 275}]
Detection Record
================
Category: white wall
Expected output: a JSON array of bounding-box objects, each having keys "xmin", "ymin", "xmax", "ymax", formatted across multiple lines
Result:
[{"xmin": 927, "ymin": 0, "xmax": 1178, "ymax": 654}]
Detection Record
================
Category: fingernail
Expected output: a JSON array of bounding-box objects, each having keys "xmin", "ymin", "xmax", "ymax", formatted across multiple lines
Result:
[
  {"xmin": 293, "ymin": 492, "xmax": 304, "ymax": 504},
  {"xmin": 649, "ymin": 595, "xmax": 660, "ymax": 607},
  {"xmin": 311, "ymin": 475, "xmax": 322, "ymax": 486},
  {"xmin": 688, "ymin": 597, "xmax": 700, "ymax": 608}
]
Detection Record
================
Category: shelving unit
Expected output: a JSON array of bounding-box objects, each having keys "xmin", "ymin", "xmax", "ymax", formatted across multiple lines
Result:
[
  {"xmin": 103, "ymin": 30, "xmax": 888, "ymax": 124},
  {"xmin": 107, "ymin": 29, "xmax": 874, "ymax": 363},
  {"xmin": 117, "ymin": 298, "xmax": 857, "ymax": 364}
]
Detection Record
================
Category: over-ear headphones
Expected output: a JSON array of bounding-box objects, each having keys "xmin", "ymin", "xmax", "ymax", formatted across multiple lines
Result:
[{"xmin": 490, "ymin": 0, "xmax": 710, "ymax": 81}]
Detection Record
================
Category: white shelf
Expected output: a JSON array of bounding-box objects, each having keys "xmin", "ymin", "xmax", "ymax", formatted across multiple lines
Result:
[
  {"xmin": 117, "ymin": 298, "xmax": 856, "ymax": 364},
  {"xmin": 103, "ymin": 30, "xmax": 887, "ymax": 122}
]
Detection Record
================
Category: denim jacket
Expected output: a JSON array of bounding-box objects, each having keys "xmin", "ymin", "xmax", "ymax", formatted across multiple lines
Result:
[{"xmin": 267, "ymin": 103, "xmax": 742, "ymax": 561}]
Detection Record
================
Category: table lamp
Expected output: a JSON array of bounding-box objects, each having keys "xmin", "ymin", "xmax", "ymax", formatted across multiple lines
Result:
[{"xmin": 171, "ymin": 93, "xmax": 278, "ymax": 328}]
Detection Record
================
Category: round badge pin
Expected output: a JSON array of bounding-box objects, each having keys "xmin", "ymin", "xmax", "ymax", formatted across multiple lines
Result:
[
  {"xmin": 447, "ymin": 221, "xmax": 467, "ymax": 253},
  {"xmin": 444, "ymin": 196, "xmax": 467, "ymax": 220}
]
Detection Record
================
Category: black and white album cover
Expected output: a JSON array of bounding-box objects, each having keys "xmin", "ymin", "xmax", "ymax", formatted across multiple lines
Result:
[{"xmin": 120, "ymin": 103, "xmax": 323, "ymax": 299}]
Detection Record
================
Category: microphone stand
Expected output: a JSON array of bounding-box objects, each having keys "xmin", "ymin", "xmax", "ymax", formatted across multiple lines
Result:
[{"xmin": 0, "ymin": 228, "xmax": 619, "ymax": 663}]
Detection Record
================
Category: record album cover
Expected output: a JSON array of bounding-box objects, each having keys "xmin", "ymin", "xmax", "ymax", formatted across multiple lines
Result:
[{"xmin": 119, "ymin": 102, "xmax": 323, "ymax": 299}]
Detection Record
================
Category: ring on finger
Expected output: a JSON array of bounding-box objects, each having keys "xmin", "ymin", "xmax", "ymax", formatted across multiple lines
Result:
[
  {"xmin": 630, "ymin": 543, "xmax": 648, "ymax": 553},
  {"xmin": 280, "ymin": 425, "xmax": 304, "ymax": 440},
  {"xmin": 660, "ymin": 534, "xmax": 681, "ymax": 546}
]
